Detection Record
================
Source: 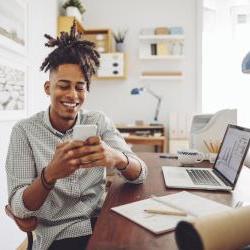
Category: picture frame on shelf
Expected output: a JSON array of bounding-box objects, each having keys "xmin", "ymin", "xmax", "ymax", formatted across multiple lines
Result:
[
  {"xmin": 0, "ymin": 57, "xmax": 28, "ymax": 121},
  {"xmin": 0, "ymin": 0, "xmax": 28, "ymax": 56}
]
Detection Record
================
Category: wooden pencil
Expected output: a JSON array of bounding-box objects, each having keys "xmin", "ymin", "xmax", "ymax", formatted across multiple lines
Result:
[
  {"xmin": 210, "ymin": 142, "xmax": 215, "ymax": 153},
  {"xmin": 144, "ymin": 208, "xmax": 187, "ymax": 216},
  {"xmin": 203, "ymin": 140, "xmax": 212, "ymax": 152}
]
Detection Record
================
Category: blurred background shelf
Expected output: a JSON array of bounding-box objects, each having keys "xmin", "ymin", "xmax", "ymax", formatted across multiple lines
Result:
[
  {"xmin": 140, "ymin": 75, "xmax": 183, "ymax": 80},
  {"xmin": 57, "ymin": 16, "xmax": 84, "ymax": 34},
  {"xmin": 139, "ymin": 34, "xmax": 184, "ymax": 41},
  {"xmin": 139, "ymin": 55, "xmax": 184, "ymax": 60}
]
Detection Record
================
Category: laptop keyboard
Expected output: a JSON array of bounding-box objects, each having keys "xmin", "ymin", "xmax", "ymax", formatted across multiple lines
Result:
[{"xmin": 186, "ymin": 169, "xmax": 221, "ymax": 186}]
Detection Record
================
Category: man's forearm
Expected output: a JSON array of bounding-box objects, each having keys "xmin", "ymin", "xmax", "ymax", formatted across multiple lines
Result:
[
  {"xmin": 116, "ymin": 152, "xmax": 142, "ymax": 181},
  {"xmin": 119, "ymin": 158, "xmax": 142, "ymax": 180},
  {"xmin": 22, "ymin": 168, "xmax": 55, "ymax": 211}
]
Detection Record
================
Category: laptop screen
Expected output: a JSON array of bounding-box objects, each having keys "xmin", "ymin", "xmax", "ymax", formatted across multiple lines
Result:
[{"xmin": 214, "ymin": 125, "xmax": 250, "ymax": 185}]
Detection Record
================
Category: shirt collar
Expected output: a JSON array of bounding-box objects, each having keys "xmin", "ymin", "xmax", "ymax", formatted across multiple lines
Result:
[{"xmin": 43, "ymin": 106, "xmax": 81, "ymax": 137}]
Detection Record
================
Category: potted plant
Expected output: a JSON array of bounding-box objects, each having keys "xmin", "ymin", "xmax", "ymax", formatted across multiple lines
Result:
[
  {"xmin": 113, "ymin": 29, "xmax": 128, "ymax": 52},
  {"xmin": 63, "ymin": 0, "xmax": 86, "ymax": 22}
]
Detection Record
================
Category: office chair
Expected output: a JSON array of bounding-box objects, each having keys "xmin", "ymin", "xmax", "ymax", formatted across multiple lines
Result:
[
  {"xmin": 5, "ymin": 204, "xmax": 38, "ymax": 250},
  {"xmin": 189, "ymin": 109, "xmax": 237, "ymax": 153},
  {"xmin": 175, "ymin": 206, "xmax": 250, "ymax": 250}
]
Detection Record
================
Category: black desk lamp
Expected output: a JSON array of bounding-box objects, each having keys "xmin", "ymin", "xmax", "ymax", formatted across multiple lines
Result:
[
  {"xmin": 242, "ymin": 51, "xmax": 250, "ymax": 73},
  {"xmin": 242, "ymin": 52, "xmax": 250, "ymax": 167},
  {"xmin": 131, "ymin": 86, "xmax": 162, "ymax": 125}
]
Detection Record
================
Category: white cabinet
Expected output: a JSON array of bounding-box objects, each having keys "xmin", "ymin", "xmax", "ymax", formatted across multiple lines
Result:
[
  {"xmin": 168, "ymin": 112, "xmax": 193, "ymax": 153},
  {"xmin": 96, "ymin": 53, "xmax": 126, "ymax": 79},
  {"xmin": 169, "ymin": 112, "xmax": 194, "ymax": 140}
]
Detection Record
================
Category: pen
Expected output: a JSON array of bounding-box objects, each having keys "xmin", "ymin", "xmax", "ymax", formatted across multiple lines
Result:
[{"xmin": 144, "ymin": 208, "xmax": 187, "ymax": 216}]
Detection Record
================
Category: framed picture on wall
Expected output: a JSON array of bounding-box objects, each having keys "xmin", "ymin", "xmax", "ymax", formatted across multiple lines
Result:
[
  {"xmin": 0, "ymin": 0, "xmax": 28, "ymax": 55},
  {"xmin": 0, "ymin": 57, "xmax": 27, "ymax": 121}
]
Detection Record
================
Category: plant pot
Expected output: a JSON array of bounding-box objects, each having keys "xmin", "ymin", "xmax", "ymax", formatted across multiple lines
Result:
[
  {"xmin": 65, "ymin": 6, "xmax": 82, "ymax": 23},
  {"xmin": 116, "ymin": 42, "xmax": 125, "ymax": 52}
]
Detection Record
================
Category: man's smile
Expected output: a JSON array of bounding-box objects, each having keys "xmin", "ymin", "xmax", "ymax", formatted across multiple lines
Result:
[{"xmin": 61, "ymin": 102, "xmax": 80, "ymax": 108}]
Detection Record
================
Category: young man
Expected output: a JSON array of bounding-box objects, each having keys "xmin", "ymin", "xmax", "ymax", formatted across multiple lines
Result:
[{"xmin": 5, "ymin": 23, "xmax": 147, "ymax": 250}]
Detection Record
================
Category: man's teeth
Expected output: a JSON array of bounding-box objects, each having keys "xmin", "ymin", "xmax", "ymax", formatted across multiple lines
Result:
[{"xmin": 63, "ymin": 102, "xmax": 77, "ymax": 107}]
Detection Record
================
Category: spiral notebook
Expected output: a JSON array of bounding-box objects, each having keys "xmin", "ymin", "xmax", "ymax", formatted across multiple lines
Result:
[{"xmin": 111, "ymin": 191, "xmax": 231, "ymax": 234}]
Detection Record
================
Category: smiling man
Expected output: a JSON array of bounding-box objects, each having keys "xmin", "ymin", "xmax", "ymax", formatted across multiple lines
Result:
[
  {"xmin": 5, "ymin": 22, "xmax": 147, "ymax": 250},
  {"xmin": 45, "ymin": 64, "xmax": 86, "ymax": 132}
]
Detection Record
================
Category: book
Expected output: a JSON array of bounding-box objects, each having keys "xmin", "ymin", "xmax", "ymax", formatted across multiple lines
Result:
[
  {"xmin": 111, "ymin": 191, "xmax": 232, "ymax": 235},
  {"xmin": 150, "ymin": 43, "xmax": 157, "ymax": 55},
  {"xmin": 157, "ymin": 42, "xmax": 169, "ymax": 55}
]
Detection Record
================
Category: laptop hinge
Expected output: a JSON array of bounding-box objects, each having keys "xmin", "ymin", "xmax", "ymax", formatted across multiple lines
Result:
[{"xmin": 213, "ymin": 169, "xmax": 232, "ymax": 187}]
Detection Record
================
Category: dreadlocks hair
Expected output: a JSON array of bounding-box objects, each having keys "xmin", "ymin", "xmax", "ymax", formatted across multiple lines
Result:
[{"xmin": 40, "ymin": 20, "xmax": 100, "ymax": 91}]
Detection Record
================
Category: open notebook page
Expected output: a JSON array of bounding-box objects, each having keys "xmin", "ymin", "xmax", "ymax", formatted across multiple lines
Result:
[{"xmin": 111, "ymin": 191, "xmax": 232, "ymax": 234}]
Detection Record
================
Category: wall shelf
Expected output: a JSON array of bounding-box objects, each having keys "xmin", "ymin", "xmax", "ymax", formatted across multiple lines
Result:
[
  {"xmin": 139, "ymin": 34, "xmax": 184, "ymax": 41},
  {"xmin": 139, "ymin": 27, "xmax": 184, "ymax": 82},
  {"xmin": 139, "ymin": 55, "xmax": 184, "ymax": 60},
  {"xmin": 57, "ymin": 17, "xmax": 126, "ymax": 80},
  {"xmin": 57, "ymin": 17, "xmax": 112, "ymax": 53},
  {"xmin": 140, "ymin": 75, "xmax": 183, "ymax": 80},
  {"xmin": 139, "ymin": 32, "xmax": 184, "ymax": 59},
  {"xmin": 83, "ymin": 28, "xmax": 112, "ymax": 53},
  {"xmin": 57, "ymin": 16, "xmax": 84, "ymax": 35}
]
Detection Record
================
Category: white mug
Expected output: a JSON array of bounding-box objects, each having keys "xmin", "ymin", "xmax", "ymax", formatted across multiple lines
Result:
[
  {"xmin": 209, "ymin": 153, "xmax": 218, "ymax": 164},
  {"xmin": 177, "ymin": 149, "xmax": 205, "ymax": 165}
]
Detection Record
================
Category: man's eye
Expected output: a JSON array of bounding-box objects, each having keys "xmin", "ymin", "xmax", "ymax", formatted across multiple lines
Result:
[
  {"xmin": 58, "ymin": 83, "xmax": 69, "ymax": 88},
  {"xmin": 76, "ymin": 84, "xmax": 86, "ymax": 91}
]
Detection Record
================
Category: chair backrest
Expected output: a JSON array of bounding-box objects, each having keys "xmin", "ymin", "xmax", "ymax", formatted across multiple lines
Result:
[
  {"xmin": 5, "ymin": 205, "xmax": 38, "ymax": 250},
  {"xmin": 189, "ymin": 109, "xmax": 237, "ymax": 153}
]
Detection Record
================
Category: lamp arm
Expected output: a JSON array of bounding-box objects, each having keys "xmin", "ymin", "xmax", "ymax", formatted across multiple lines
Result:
[
  {"xmin": 144, "ymin": 87, "xmax": 161, "ymax": 101},
  {"xmin": 154, "ymin": 98, "xmax": 162, "ymax": 122},
  {"xmin": 143, "ymin": 86, "xmax": 162, "ymax": 121}
]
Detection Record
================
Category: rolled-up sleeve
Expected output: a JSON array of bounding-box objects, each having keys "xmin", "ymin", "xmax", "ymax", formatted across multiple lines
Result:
[
  {"xmin": 5, "ymin": 124, "xmax": 39, "ymax": 218},
  {"xmin": 97, "ymin": 112, "xmax": 148, "ymax": 184},
  {"xmin": 117, "ymin": 152, "xmax": 148, "ymax": 184}
]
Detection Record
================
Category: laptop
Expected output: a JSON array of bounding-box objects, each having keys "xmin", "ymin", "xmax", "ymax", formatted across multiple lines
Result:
[{"xmin": 162, "ymin": 124, "xmax": 250, "ymax": 191}]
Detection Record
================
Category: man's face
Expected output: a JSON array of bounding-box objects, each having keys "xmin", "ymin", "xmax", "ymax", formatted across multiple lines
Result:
[{"xmin": 44, "ymin": 64, "xmax": 87, "ymax": 123}]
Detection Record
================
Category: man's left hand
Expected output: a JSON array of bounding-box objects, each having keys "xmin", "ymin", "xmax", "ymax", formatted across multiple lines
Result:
[{"xmin": 77, "ymin": 136, "xmax": 123, "ymax": 169}]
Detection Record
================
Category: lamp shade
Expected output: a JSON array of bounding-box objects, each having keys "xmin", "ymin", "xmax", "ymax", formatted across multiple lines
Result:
[
  {"xmin": 242, "ymin": 52, "xmax": 250, "ymax": 74},
  {"xmin": 130, "ymin": 87, "xmax": 143, "ymax": 95}
]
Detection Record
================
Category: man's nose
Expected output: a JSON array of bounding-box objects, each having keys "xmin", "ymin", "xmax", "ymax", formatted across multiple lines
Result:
[{"xmin": 67, "ymin": 87, "xmax": 78, "ymax": 99}]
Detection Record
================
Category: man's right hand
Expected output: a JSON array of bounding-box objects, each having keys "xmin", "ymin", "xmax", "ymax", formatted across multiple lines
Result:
[
  {"xmin": 45, "ymin": 140, "xmax": 85, "ymax": 183},
  {"xmin": 22, "ymin": 140, "xmax": 86, "ymax": 211}
]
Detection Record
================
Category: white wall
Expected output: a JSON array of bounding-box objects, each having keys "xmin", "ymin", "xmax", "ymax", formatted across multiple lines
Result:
[
  {"xmin": 0, "ymin": 0, "xmax": 199, "ymax": 248},
  {"xmin": 0, "ymin": 0, "xmax": 57, "ymax": 249},
  {"xmin": 81, "ymin": 0, "xmax": 199, "ymax": 125}
]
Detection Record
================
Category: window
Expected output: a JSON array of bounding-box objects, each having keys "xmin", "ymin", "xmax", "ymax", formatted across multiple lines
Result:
[{"xmin": 202, "ymin": 0, "xmax": 250, "ymax": 127}]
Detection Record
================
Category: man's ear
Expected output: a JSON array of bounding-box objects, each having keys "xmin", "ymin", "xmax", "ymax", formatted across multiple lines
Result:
[{"xmin": 44, "ymin": 81, "xmax": 51, "ymax": 96}]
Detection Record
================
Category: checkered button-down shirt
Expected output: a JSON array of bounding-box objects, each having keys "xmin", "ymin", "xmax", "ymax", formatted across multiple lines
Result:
[{"xmin": 5, "ymin": 108, "xmax": 147, "ymax": 250}]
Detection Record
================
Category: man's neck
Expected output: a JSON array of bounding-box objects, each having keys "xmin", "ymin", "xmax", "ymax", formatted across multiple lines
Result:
[{"xmin": 49, "ymin": 112, "xmax": 77, "ymax": 133}]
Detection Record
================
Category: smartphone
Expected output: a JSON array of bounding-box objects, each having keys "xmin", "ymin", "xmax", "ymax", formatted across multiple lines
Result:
[{"xmin": 73, "ymin": 124, "xmax": 97, "ymax": 141}]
